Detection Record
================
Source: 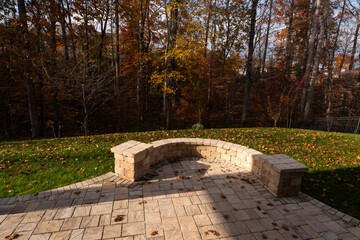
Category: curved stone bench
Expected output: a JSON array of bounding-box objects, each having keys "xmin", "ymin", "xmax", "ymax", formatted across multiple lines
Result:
[{"xmin": 111, "ymin": 138, "xmax": 308, "ymax": 196}]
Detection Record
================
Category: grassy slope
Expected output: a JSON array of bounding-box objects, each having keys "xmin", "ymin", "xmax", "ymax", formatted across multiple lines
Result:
[{"xmin": 1, "ymin": 128, "xmax": 359, "ymax": 218}]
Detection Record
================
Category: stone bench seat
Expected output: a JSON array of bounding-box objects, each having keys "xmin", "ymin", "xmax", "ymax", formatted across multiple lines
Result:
[{"xmin": 111, "ymin": 138, "xmax": 308, "ymax": 196}]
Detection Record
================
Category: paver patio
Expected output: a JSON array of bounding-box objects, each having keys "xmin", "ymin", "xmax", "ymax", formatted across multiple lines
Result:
[{"xmin": 0, "ymin": 157, "xmax": 359, "ymax": 240}]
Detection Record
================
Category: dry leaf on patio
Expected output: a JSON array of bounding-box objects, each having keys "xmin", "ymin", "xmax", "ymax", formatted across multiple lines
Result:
[
  {"xmin": 208, "ymin": 230, "xmax": 220, "ymax": 236},
  {"xmin": 114, "ymin": 215, "xmax": 125, "ymax": 222},
  {"xmin": 220, "ymin": 193, "xmax": 226, "ymax": 199},
  {"xmin": 283, "ymin": 208, "xmax": 290, "ymax": 213},
  {"xmin": 292, "ymin": 234, "xmax": 298, "ymax": 238},
  {"xmin": 5, "ymin": 233, "xmax": 19, "ymax": 240},
  {"xmin": 177, "ymin": 175, "xmax": 190, "ymax": 180},
  {"xmin": 150, "ymin": 231, "xmax": 158, "ymax": 236},
  {"xmin": 74, "ymin": 191, "xmax": 81, "ymax": 195},
  {"xmin": 240, "ymin": 177, "xmax": 252, "ymax": 184},
  {"xmin": 262, "ymin": 233, "xmax": 268, "ymax": 239},
  {"xmin": 282, "ymin": 224, "xmax": 290, "ymax": 231},
  {"xmin": 138, "ymin": 200, "xmax": 147, "ymax": 205}
]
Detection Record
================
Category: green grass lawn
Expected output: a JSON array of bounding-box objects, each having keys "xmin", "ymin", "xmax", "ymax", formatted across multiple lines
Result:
[{"xmin": 1, "ymin": 128, "xmax": 359, "ymax": 219}]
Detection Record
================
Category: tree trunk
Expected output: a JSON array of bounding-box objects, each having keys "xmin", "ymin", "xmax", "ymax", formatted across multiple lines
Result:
[
  {"xmin": 65, "ymin": 0, "xmax": 77, "ymax": 62},
  {"xmin": 241, "ymin": 0, "xmax": 258, "ymax": 127},
  {"xmin": 98, "ymin": 3, "xmax": 110, "ymax": 71},
  {"xmin": 137, "ymin": 1, "xmax": 148, "ymax": 123},
  {"xmin": 325, "ymin": 0, "xmax": 344, "ymax": 126},
  {"xmin": 18, "ymin": 0, "xmax": 41, "ymax": 138},
  {"xmin": 82, "ymin": 84, "xmax": 89, "ymax": 136},
  {"xmin": 164, "ymin": 0, "xmax": 178, "ymax": 130},
  {"xmin": 300, "ymin": 0, "xmax": 321, "ymax": 116},
  {"xmin": 59, "ymin": 0, "xmax": 69, "ymax": 60},
  {"xmin": 262, "ymin": 0, "xmax": 273, "ymax": 74},
  {"xmin": 53, "ymin": 93, "xmax": 59, "ymax": 137},
  {"xmin": 85, "ymin": 7, "xmax": 90, "ymax": 65},
  {"xmin": 204, "ymin": 3, "xmax": 212, "ymax": 57},
  {"xmin": 284, "ymin": 0, "xmax": 294, "ymax": 83},
  {"xmin": 304, "ymin": 0, "xmax": 328, "ymax": 121},
  {"xmin": 115, "ymin": 0, "xmax": 120, "ymax": 91},
  {"xmin": 349, "ymin": 22, "xmax": 360, "ymax": 71},
  {"xmin": 208, "ymin": 8, "xmax": 217, "ymax": 105},
  {"xmin": 341, "ymin": 22, "xmax": 360, "ymax": 114}
]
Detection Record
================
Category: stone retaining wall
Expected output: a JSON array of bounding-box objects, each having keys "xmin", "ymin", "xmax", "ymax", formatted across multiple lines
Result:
[{"xmin": 111, "ymin": 138, "xmax": 308, "ymax": 196}]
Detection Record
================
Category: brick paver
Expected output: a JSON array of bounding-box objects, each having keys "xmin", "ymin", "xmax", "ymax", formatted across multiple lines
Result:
[{"xmin": 0, "ymin": 158, "xmax": 359, "ymax": 239}]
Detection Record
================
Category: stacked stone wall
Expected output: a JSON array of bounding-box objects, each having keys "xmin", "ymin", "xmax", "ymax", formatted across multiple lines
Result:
[{"xmin": 111, "ymin": 138, "xmax": 308, "ymax": 196}]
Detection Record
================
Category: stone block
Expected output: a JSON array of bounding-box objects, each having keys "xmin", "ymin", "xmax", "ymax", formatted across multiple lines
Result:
[
  {"xmin": 216, "ymin": 140, "xmax": 226, "ymax": 148},
  {"xmin": 206, "ymin": 146, "xmax": 216, "ymax": 152},
  {"xmin": 200, "ymin": 150, "xmax": 211, "ymax": 158},
  {"xmin": 230, "ymin": 144, "xmax": 241, "ymax": 152},
  {"xmin": 216, "ymin": 147, "xmax": 227, "ymax": 154},
  {"xmin": 210, "ymin": 151, "xmax": 221, "ymax": 159},
  {"xmin": 203, "ymin": 139, "xmax": 211, "ymax": 146},
  {"xmin": 223, "ymin": 142, "xmax": 232, "ymax": 150},
  {"xmin": 210, "ymin": 139, "xmax": 219, "ymax": 146},
  {"xmin": 114, "ymin": 153, "xmax": 124, "ymax": 160},
  {"xmin": 220, "ymin": 153, "xmax": 231, "ymax": 161},
  {"xmin": 173, "ymin": 150, "xmax": 182, "ymax": 158},
  {"xmin": 110, "ymin": 140, "xmax": 142, "ymax": 154}
]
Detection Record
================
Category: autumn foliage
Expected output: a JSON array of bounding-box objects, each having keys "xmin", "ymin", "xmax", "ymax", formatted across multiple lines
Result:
[{"xmin": 0, "ymin": 0, "xmax": 360, "ymax": 139}]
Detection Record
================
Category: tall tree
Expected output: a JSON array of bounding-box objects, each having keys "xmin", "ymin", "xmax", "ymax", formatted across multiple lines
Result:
[
  {"xmin": 261, "ymin": 0, "xmax": 273, "ymax": 74},
  {"xmin": 18, "ymin": 0, "xmax": 41, "ymax": 138},
  {"xmin": 304, "ymin": 0, "xmax": 329, "ymax": 120},
  {"xmin": 241, "ymin": 0, "xmax": 258, "ymax": 127},
  {"xmin": 115, "ymin": 0, "xmax": 121, "ymax": 91},
  {"xmin": 164, "ymin": 0, "xmax": 179, "ymax": 129},
  {"xmin": 325, "ymin": 0, "xmax": 345, "ymax": 125},
  {"xmin": 300, "ymin": 0, "xmax": 321, "ymax": 116}
]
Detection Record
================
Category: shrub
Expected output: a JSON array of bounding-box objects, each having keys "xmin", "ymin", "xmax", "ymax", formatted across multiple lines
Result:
[{"xmin": 192, "ymin": 123, "xmax": 204, "ymax": 130}]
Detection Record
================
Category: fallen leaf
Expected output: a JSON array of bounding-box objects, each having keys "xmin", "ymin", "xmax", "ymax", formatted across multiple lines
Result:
[
  {"xmin": 207, "ymin": 230, "xmax": 220, "ymax": 236},
  {"xmin": 150, "ymin": 231, "xmax": 158, "ymax": 236},
  {"xmin": 138, "ymin": 200, "xmax": 147, "ymax": 205},
  {"xmin": 282, "ymin": 224, "xmax": 289, "ymax": 231},
  {"xmin": 5, "ymin": 233, "xmax": 19, "ymax": 240},
  {"xmin": 240, "ymin": 177, "xmax": 252, "ymax": 184},
  {"xmin": 114, "ymin": 215, "xmax": 125, "ymax": 222}
]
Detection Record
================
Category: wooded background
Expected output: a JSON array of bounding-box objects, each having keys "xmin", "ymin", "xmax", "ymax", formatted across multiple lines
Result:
[{"xmin": 1, "ymin": 0, "xmax": 359, "ymax": 139}]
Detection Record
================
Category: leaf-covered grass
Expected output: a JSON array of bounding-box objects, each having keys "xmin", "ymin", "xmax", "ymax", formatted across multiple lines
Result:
[{"xmin": 1, "ymin": 128, "xmax": 359, "ymax": 218}]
